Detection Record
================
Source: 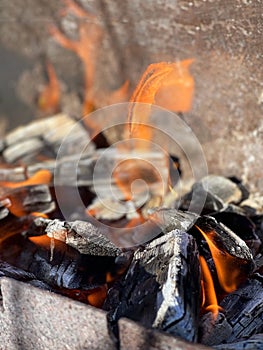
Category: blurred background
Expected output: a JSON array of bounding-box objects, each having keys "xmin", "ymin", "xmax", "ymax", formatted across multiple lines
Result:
[{"xmin": 0, "ymin": 0, "xmax": 262, "ymax": 191}]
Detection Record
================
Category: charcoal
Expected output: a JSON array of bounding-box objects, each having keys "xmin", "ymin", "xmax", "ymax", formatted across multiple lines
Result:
[
  {"xmin": 0, "ymin": 200, "xmax": 9, "ymax": 220},
  {"xmin": 220, "ymin": 279, "xmax": 263, "ymax": 343},
  {"xmin": 199, "ymin": 312, "xmax": 232, "ymax": 346},
  {"xmin": 241, "ymin": 195, "xmax": 263, "ymax": 216},
  {"xmin": 211, "ymin": 211, "xmax": 261, "ymax": 256},
  {"xmin": 2, "ymin": 114, "xmax": 94, "ymax": 164},
  {"xmin": 106, "ymin": 230, "xmax": 201, "ymax": 343},
  {"xmin": 214, "ymin": 334, "xmax": 263, "ymax": 350},
  {"xmin": 180, "ymin": 175, "xmax": 243, "ymax": 214},
  {"xmin": 0, "ymin": 166, "xmax": 26, "ymax": 182},
  {"xmin": 150, "ymin": 208, "xmax": 198, "ymax": 233},
  {"xmin": 0, "ymin": 260, "xmax": 36, "ymax": 281},
  {"xmin": 199, "ymin": 279, "xmax": 263, "ymax": 346},
  {"xmin": 0, "ymin": 234, "xmax": 121, "ymax": 290},
  {"xmin": 195, "ymin": 216, "xmax": 254, "ymax": 261},
  {"xmin": 27, "ymin": 217, "xmax": 122, "ymax": 257},
  {"xmin": 3, "ymin": 138, "xmax": 44, "ymax": 164}
]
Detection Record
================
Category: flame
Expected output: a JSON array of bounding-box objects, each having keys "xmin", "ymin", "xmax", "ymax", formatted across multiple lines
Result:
[
  {"xmin": 38, "ymin": 61, "xmax": 60, "ymax": 115},
  {"xmin": 112, "ymin": 158, "xmax": 163, "ymax": 201},
  {"xmin": 86, "ymin": 284, "xmax": 107, "ymax": 308},
  {"xmin": 196, "ymin": 226, "xmax": 248, "ymax": 294},
  {"xmin": 50, "ymin": 0, "xmax": 129, "ymax": 128},
  {"xmin": 127, "ymin": 60, "xmax": 194, "ymax": 139},
  {"xmin": 0, "ymin": 169, "xmax": 52, "ymax": 189},
  {"xmin": 0, "ymin": 170, "xmax": 52, "ymax": 217},
  {"xmin": 199, "ymin": 255, "xmax": 221, "ymax": 318}
]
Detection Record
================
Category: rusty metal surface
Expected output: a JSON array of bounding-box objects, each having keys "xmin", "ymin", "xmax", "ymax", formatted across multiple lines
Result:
[
  {"xmin": 0, "ymin": 277, "xmax": 116, "ymax": 350},
  {"xmin": 0, "ymin": 0, "xmax": 262, "ymax": 190}
]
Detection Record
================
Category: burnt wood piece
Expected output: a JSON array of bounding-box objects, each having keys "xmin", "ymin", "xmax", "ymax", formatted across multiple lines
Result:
[
  {"xmin": 195, "ymin": 216, "xmax": 254, "ymax": 261},
  {"xmin": 0, "ymin": 184, "xmax": 55, "ymax": 215},
  {"xmin": 150, "ymin": 209, "xmax": 254, "ymax": 261},
  {"xmin": 199, "ymin": 312, "xmax": 233, "ymax": 346},
  {"xmin": 180, "ymin": 175, "xmax": 244, "ymax": 215},
  {"xmin": 199, "ymin": 279, "xmax": 263, "ymax": 346},
  {"xmin": 149, "ymin": 208, "xmax": 198, "ymax": 233},
  {"xmin": 220, "ymin": 279, "xmax": 263, "ymax": 343},
  {"xmin": 1, "ymin": 114, "xmax": 94, "ymax": 164},
  {"xmin": 0, "ymin": 233, "xmax": 122, "ymax": 290},
  {"xmin": 211, "ymin": 210, "xmax": 261, "ymax": 256},
  {"xmin": 27, "ymin": 217, "xmax": 122, "ymax": 257},
  {"xmin": 214, "ymin": 334, "xmax": 263, "ymax": 350},
  {"xmin": 0, "ymin": 260, "xmax": 52, "ymax": 291},
  {"xmin": 106, "ymin": 230, "xmax": 201, "ymax": 343}
]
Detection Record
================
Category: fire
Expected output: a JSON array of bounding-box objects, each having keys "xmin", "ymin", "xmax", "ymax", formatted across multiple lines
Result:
[
  {"xmin": 127, "ymin": 60, "xmax": 194, "ymax": 140},
  {"xmin": 49, "ymin": 0, "xmax": 129, "ymax": 129},
  {"xmin": 38, "ymin": 61, "xmax": 61, "ymax": 115},
  {"xmin": 199, "ymin": 255, "xmax": 221, "ymax": 318},
  {"xmin": 195, "ymin": 225, "xmax": 251, "ymax": 314},
  {"xmin": 0, "ymin": 169, "xmax": 52, "ymax": 189}
]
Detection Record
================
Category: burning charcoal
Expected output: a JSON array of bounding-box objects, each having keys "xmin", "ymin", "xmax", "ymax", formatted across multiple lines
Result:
[
  {"xmin": 0, "ymin": 200, "xmax": 9, "ymax": 220},
  {"xmin": 0, "ymin": 233, "xmax": 122, "ymax": 291},
  {"xmin": 150, "ymin": 208, "xmax": 198, "ymax": 233},
  {"xmin": 199, "ymin": 312, "xmax": 233, "ymax": 346},
  {"xmin": 180, "ymin": 175, "xmax": 244, "ymax": 214},
  {"xmin": 0, "ymin": 166, "xmax": 27, "ymax": 182},
  {"xmin": 0, "ymin": 185, "xmax": 55, "ymax": 217},
  {"xmin": 214, "ymin": 334, "xmax": 263, "ymax": 350},
  {"xmin": 1, "ymin": 114, "xmax": 94, "ymax": 164},
  {"xmin": 195, "ymin": 216, "xmax": 254, "ymax": 261},
  {"xmin": 211, "ymin": 211, "xmax": 261, "ymax": 256},
  {"xmin": 2, "ymin": 138, "xmax": 45, "ymax": 164},
  {"xmin": 219, "ymin": 278, "xmax": 263, "ymax": 343},
  {"xmin": 199, "ymin": 279, "xmax": 263, "ymax": 346},
  {"xmin": 27, "ymin": 217, "xmax": 122, "ymax": 257},
  {"xmin": 106, "ymin": 230, "xmax": 201, "ymax": 343}
]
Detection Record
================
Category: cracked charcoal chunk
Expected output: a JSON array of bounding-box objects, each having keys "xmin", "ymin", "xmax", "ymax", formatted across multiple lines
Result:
[
  {"xmin": 27, "ymin": 217, "xmax": 122, "ymax": 257},
  {"xmin": 106, "ymin": 230, "xmax": 201, "ymax": 342},
  {"xmin": 220, "ymin": 279, "xmax": 263, "ymax": 343},
  {"xmin": 180, "ymin": 175, "xmax": 244, "ymax": 214},
  {"xmin": 196, "ymin": 216, "xmax": 254, "ymax": 261},
  {"xmin": 149, "ymin": 208, "xmax": 198, "ymax": 233},
  {"xmin": 0, "ymin": 234, "xmax": 119, "ymax": 290}
]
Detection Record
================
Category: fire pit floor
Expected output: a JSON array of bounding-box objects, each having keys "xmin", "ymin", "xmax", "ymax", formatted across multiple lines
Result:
[{"xmin": 0, "ymin": 277, "xmax": 211, "ymax": 350}]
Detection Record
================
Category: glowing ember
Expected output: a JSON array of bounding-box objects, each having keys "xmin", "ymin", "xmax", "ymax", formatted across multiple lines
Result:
[{"xmin": 0, "ymin": 169, "xmax": 52, "ymax": 189}]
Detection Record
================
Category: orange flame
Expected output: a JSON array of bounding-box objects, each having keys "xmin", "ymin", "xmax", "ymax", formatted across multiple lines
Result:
[
  {"xmin": 127, "ymin": 60, "xmax": 194, "ymax": 140},
  {"xmin": 86, "ymin": 285, "xmax": 107, "ymax": 308},
  {"xmin": 199, "ymin": 255, "xmax": 221, "ymax": 319},
  {"xmin": 196, "ymin": 226, "xmax": 248, "ymax": 294},
  {"xmin": 38, "ymin": 61, "xmax": 61, "ymax": 115},
  {"xmin": 50, "ymin": 0, "xmax": 129, "ymax": 127},
  {"xmin": 0, "ymin": 169, "xmax": 52, "ymax": 189}
]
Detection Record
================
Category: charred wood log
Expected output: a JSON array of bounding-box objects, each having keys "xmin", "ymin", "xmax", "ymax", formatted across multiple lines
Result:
[
  {"xmin": 106, "ymin": 230, "xmax": 201, "ymax": 343},
  {"xmin": 27, "ymin": 216, "xmax": 122, "ymax": 257},
  {"xmin": 214, "ymin": 334, "xmax": 263, "ymax": 350},
  {"xmin": 0, "ymin": 184, "xmax": 55, "ymax": 218},
  {"xmin": 1, "ymin": 114, "xmax": 94, "ymax": 164},
  {"xmin": 199, "ymin": 279, "xmax": 263, "ymax": 346},
  {"xmin": 150, "ymin": 209, "xmax": 254, "ymax": 261},
  {"xmin": 220, "ymin": 278, "xmax": 263, "ymax": 343},
  {"xmin": 180, "ymin": 175, "xmax": 245, "ymax": 215},
  {"xmin": 0, "ymin": 233, "xmax": 126, "ymax": 291}
]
